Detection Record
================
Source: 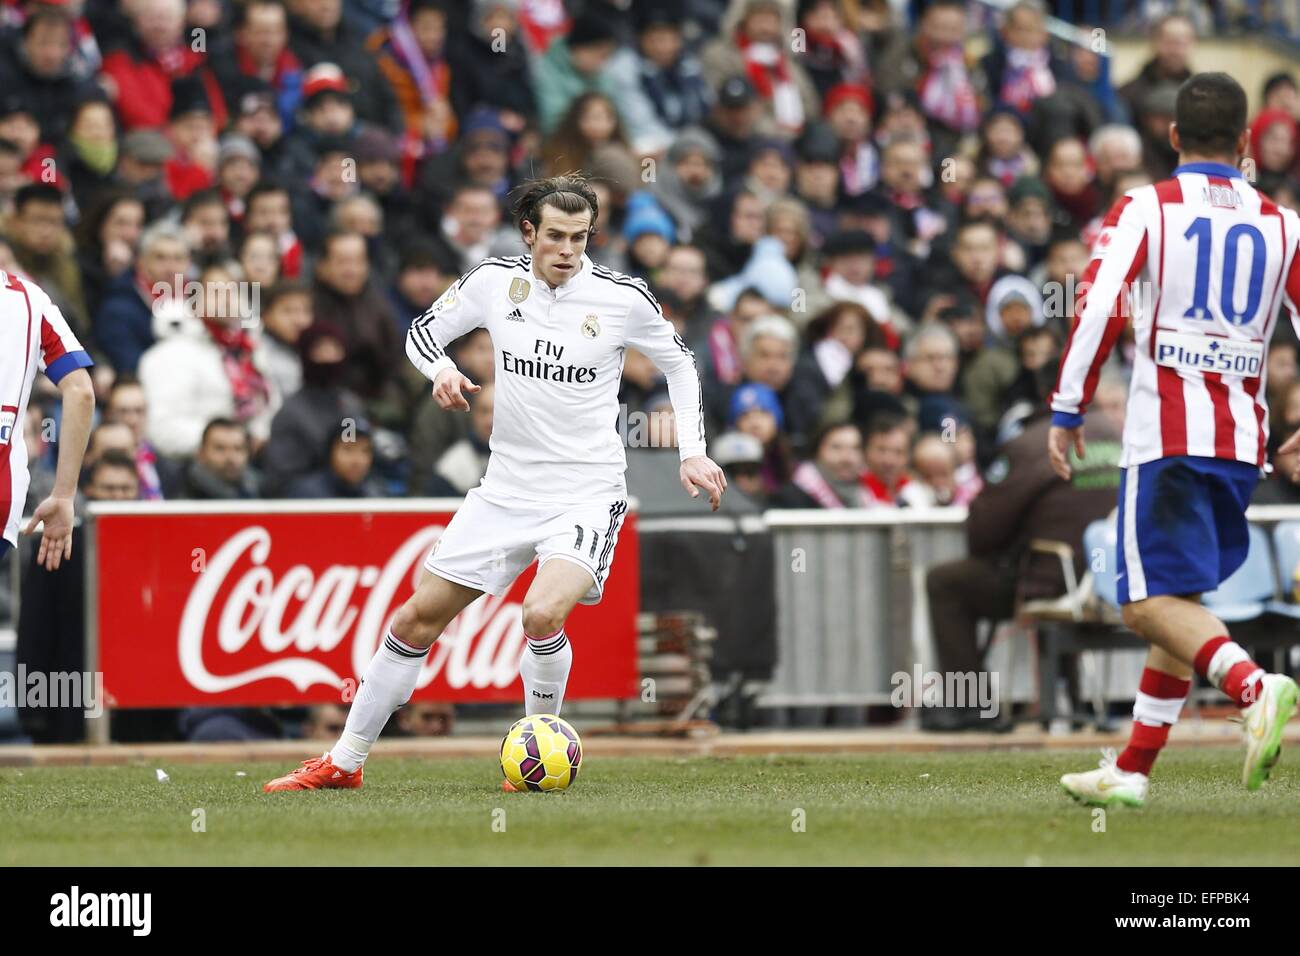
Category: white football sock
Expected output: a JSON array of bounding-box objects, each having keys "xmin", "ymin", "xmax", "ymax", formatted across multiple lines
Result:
[
  {"xmin": 520, "ymin": 629, "xmax": 572, "ymax": 716},
  {"xmin": 329, "ymin": 629, "xmax": 429, "ymax": 772}
]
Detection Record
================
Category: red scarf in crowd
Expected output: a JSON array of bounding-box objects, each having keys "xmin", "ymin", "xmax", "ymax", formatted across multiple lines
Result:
[
  {"xmin": 918, "ymin": 44, "xmax": 979, "ymax": 133},
  {"xmin": 736, "ymin": 30, "xmax": 804, "ymax": 132},
  {"xmin": 204, "ymin": 319, "xmax": 269, "ymax": 422},
  {"xmin": 236, "ymin": 43, "xmax": 301, "ymax": 87},
  {"xmin": 860, "ymin": 469, "xmax": 910, "ymax": 506}
]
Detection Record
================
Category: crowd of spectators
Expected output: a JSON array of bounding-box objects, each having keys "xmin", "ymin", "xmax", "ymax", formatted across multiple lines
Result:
[{"xmin": 5, "ymin": 0, "xmax": 1300, "ymax": 519}]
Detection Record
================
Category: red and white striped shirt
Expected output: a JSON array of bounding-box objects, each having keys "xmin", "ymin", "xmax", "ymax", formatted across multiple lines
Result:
[
  {"xmin": 1052, "ymin": 162, "xmax": 1300, "ymax": 468},
  {"xmin": 0, "ymin": 272, "xmax": 93, "ymax": 546}
]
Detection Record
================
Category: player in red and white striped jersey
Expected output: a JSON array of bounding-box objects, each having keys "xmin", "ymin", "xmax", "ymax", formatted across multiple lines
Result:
[
  {"xmin": 1050, "ymin": 74, "xmax": 1299, "ymax": 808},
  {"xmin": 0, "ymin": 271, "xmax": 96, "ymax": 571}
]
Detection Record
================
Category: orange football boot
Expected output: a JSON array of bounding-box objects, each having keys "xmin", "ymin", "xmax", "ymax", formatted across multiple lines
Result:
[
  {"xmin": 501, "ymin": 778, "xmax": 519, "ymax": 793},
  {"xmin": 263, "ymin": 754, "xmax": 364, "ymax": 792}
]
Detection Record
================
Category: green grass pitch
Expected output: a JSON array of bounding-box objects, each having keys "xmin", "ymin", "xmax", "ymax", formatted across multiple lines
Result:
[{"xmin": 2, "ymin": 749, "xmax": 1298, "ymax": 865}]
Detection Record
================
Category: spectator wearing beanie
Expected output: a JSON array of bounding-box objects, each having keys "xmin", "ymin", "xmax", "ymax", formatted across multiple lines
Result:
[
  {"xmin": 704, "ymin": 76, "xmax": 777, "ymax": 190},
  {"xmin": 165, "ymin": 75, "xmax": 219, "ymax": 201},
  {"xmin": 822, "ymin": 82, "xmax": 878, "ymax": 197},
  {"xmin": 728, "ymin": 381, "xmax": 794, "ymax": 495},
  {"xmin": 650, "ymin": 127, "xmax": 723, "ymax": 244},
  {"xmin": 262, "ymin": 320, "xmax": 366, "ymax": 496},
  {"xmin": 622, "ymin": 191, "xmax": 677, "ymax": 280}
]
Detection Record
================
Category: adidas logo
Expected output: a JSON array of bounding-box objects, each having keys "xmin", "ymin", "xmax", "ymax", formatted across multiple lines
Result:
[{"xmin": 506, "ymin": 308, "xmax": 524, "ymax": 322}]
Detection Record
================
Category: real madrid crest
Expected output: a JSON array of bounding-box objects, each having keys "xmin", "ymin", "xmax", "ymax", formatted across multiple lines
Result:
[
  {"xmin": 581, "ymin": 315, "xmax": 601, "ymax": 339},
  {"xmin": 508, "ymin": 277, "xmax": 531, "ymax": 304}
]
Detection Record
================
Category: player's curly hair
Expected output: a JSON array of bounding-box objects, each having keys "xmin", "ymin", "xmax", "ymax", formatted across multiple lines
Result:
[{"xmin": 510, "ymin": 173, "xmax": 600, "ymax": 240}]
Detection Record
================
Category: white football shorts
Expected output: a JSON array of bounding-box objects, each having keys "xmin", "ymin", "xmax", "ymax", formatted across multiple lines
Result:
[{"xmin": 425, "ymin": 483, "xmax": 629, "ymax": 605}]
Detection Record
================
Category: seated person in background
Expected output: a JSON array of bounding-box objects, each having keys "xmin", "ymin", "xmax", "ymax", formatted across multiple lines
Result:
[
  {"xmin": 1253, "ymin": 425, "xmax": 1300, "ymax": 505},
  {"xmin": 923, "ymin": 362, "xmax": 1123, "ymax": 731},
  {"xmin": 710, "ymin": 430, "xmax": 768, "ymax": 508},
  {"xmin": 394, "ymin": 701, "xmax": 455, "ymax": 737},
  {"xmin": 302, "ymin": 705, "xmax": 350, "ymax": 740},
  {"xmin": 860, "ymin": 412, "xmax": 915, "ymax": 507},
  {"xmin": 172, "ymin": 418, "xmax": 261, "ymax": 500},
  {"xmin": 286, "ymin": 419, "xmax": 387, "ymax": 498}
]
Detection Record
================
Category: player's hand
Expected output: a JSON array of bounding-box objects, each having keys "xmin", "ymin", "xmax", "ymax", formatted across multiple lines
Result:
[
  {"xmin": 432, "ymin": 368, "xmax": 480, "ymax": 411},
  {"xmin": 1278, "ymin": 429, "xmax": 1300, "ymax": 481},
  {"xmin": 1048, "ymin": 425, "xmax": 1086, "ymax": 481},
  {"xmin": 23, "ymin": 495, "xmax": 75, "ymax": 571},
  {"xmin": 681, "ymin": 455, "xmax": 727, "ymax": 512}
]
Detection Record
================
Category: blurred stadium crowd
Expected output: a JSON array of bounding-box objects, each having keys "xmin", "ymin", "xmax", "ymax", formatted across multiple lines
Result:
[{"xmin": 7, "ymin": 0, "xmax": 1300, "ymax": 739}]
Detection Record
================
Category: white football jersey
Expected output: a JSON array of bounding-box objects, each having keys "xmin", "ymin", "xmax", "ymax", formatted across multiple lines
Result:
[
  {"xmin": 0, "ymin": 272, "xmax": 93, "ymax": 545},
  {"xmin": 1053, "ymin": 162, "xmax": 1300, "ymax": 468},
  {"xmin": 406, "ymin": 253, "xmax": 705, "ymax": 503}
]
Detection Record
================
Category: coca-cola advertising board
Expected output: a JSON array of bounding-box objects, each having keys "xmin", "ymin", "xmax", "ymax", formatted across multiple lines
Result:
[{"xmin": 89, "ymin": 501, "xmax": 640, "ymax": 708}]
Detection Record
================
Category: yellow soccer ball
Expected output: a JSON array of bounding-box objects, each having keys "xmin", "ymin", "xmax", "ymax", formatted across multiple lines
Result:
[{"xmin": 500, "ymin": 714, "xmax": 583, "ymax": 792}]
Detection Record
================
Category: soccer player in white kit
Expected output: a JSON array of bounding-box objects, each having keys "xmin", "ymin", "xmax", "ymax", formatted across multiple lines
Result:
[
  {"xmin": 1052, "ymin": 74, "xmax": 1300, "ymax": 807},
  {"xmin": 0, "ymin": 271, "xmax": 95, "ymax": 571},
  {"xmin": 266, "ymin": 174, "xmax": 727, "ymax": 791}
]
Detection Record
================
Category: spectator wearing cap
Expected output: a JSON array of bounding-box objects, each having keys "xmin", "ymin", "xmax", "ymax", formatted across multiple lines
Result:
[
  {"xmin": 728, "ymin": 380, "xmax": 793, "ymax": 495},
  {"xmin": 164, "ymin": 75, "xmax": 220, "ymax": 201},
  {"xmin": 212, "ymin": 0, "xmax": 304, "ymax": 134},
  {"xmin": 622, "ymin": 191, "xmax": 676, "ymax": 280},
  {"xmin": 258, "ymin": 278, "xmax": 313, "ymax": 399},
  {"xmin": 792, "ymin": 122, "xmax": 841, "ymax": 243},
  {"xmin": 704, "ymin": 76, "xmax": 776, "ymax": 189},
  {"xmin": 287, "ymin": 419, "xmax": 387, "ymax": 498},
  {"xmin": 650, "ymin": 128, "xmax": 722, "ymax": 244},
  {"xmin": 262, "ymin": 320, "xmax": 366, "ymax": 496},
  {"xmin": 700, "ymin": 0, "xmax": 819, "ymax": 137},
  {"xmin": 1118, "ymin": 12, "xmax": 1195, "ymax": 138},
  {"xmin": 875, "ymin": 0, "xmax": 978, "ymax": 154},
  {"xmin": 532, "ymin": 12, "xmax": 621, "ymax": 136},
  {"xmin": 215, "ymin": 134, "xmax": 261, "ymax": 224},
  {"xmin": 100, "ymin": 0, "xmax": 227, "ymax": 132},
  {"xmin": 822, "ymin": 82, "xmax": 878, "ymax": 197},
  {"xmin": 117, "ymin": 128, "xmax": 180, "ymax": 221},
  {"xmin": 0, "ymin": 5, "xmax": 105, "ymax": 146},
  {"xmin": 772, "ymin": 420, "xmax": 868, "ymax": 508},
  {"xmin": 284, "ymin": 0, "xmax": 403, "ymax": 134},
  {"xmin": 366, "ymin": 0, "xmax": 456, "ymax": 145},
  {"xmin": 230, "ymin": 76, "xmax": 289, "ymax": 170},
  {"xmin": 796, "ymin": 0, "xmax": 869, "ymax": 100},
  {"xmin": 785, "ymin": 302, "xmax": 888, "ymax": 454},
  {"xmin": 139, "ymin": 259, "xmax": 278, "ymax": 458},
  {"xmin": 1004, "ymin": 175, "xmax": 1054, "ymax": 269},
  {"xmin": 711, "ymin": 430, "xmax": 768, "ymax": 507},
  {"xmin": 172, "ymin": 418, "xmax": 262, "ymax": 499},
  {"xmin": 279, "ymin": 63, "xmax": 359, "ymax": 183},
  {"xmin": 94, "ymin": 219, "xmax": 192, "ymax": 374},
  {"xmin": 9, "ymin": 184, "xmax": 90, "ymax": 336},
  {"xmin": 445, "ymin": 0, "xmax": 537, "ymax": 129}
]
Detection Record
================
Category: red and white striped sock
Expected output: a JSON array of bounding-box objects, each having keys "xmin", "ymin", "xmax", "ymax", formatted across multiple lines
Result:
[
  {"xmin": 1116, "ymin": 668, "xmax": 1190, "ymax": 776},
  {"xmin": 1193, "ymin": 636, "xmax": 1264, "ymax": 709}
]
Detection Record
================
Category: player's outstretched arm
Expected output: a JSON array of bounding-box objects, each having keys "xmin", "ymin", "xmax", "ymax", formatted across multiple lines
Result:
[
  {"xmin": 681, "ymin": 455, "xmax": 727, "ymax": 511},
  {"xmin": 431, "ymin": 367, "xmax": 481, "ymax": 411},
  {"xmin": 24, "ymin": 367, "xmax": 94, "ymax": 571}
]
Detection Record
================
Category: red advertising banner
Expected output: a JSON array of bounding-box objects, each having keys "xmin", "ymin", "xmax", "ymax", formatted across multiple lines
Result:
[{"xmin": 91, "ymin": 502, "xmax": 640, "ymax": 707}]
